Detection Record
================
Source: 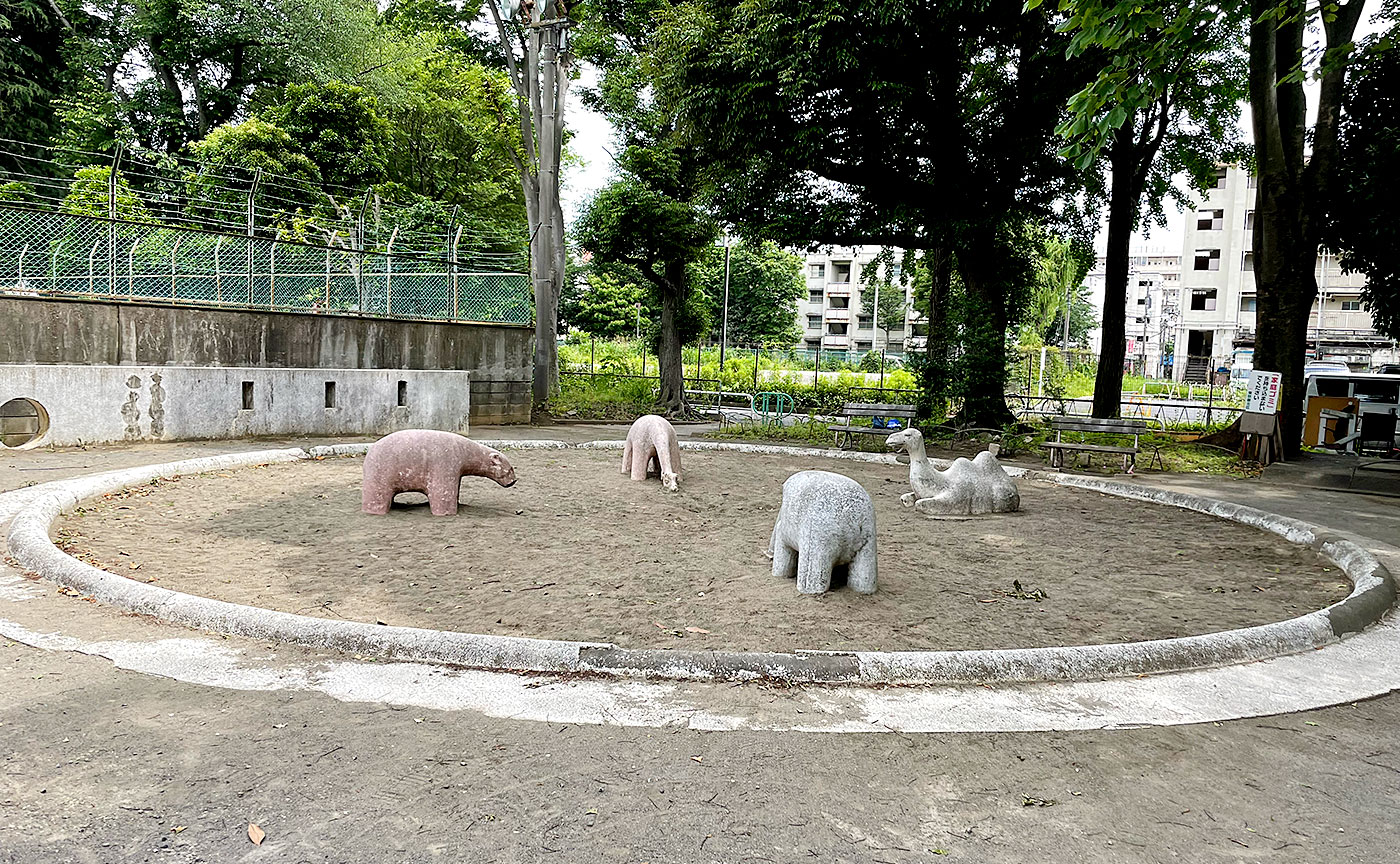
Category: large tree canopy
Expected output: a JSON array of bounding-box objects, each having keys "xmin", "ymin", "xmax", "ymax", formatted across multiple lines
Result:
[{"xmin": 653, "ymin": 0, "xmax": 1097, "ymax": 425}]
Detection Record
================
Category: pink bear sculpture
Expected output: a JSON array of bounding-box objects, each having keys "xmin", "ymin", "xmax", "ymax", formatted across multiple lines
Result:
[
  {"xmin": 622, "ymin": 414, "xmax": 681, "ymax": 491},
  {"xmin": 362, "ymin": 429, "xmax": 516, "ymax": 516}
]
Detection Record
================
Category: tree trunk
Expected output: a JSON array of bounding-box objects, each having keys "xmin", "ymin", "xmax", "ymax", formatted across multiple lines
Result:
[
  {"xmin": 531, "ymin": 22, "xmax": 563, "ymax": 408},
  {"xmin": 916, "ymin": 241, "xmax": 954, "ymax": 422},
  {"xmin": 1092, "ymin": 127, "xmax": 1141, "ymax": 418},
  {"xmin": 1251, "ymin": 171, "xmax": 1315, "ymax": 453},
  {"xmin": 955, "ymin": 229, "xmax": 1016, "ymax": 429},
  {"xmin": 1247, "ymin": 0, "xmax": 1363, "ymax": 457},
  {"xmin": 656, "ymin": 261, "xmax": 689, "ymax": 415}
]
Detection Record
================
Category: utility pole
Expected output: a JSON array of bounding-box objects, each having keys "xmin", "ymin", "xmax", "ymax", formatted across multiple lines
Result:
[{"xmin": 719, "ymin": 238, "xmax": 731, "ymax": 370}]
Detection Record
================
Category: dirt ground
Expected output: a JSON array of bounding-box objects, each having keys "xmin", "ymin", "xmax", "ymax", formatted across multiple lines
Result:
[
  {"xmin": 2, "ymin": 638, "xmax": 1399, "ymax": 864},
  {"xmin": 61, "ymin": 449, "xmax": 1347, "ymax": 652},
  {"xmin": 4, "ymin": 434, "xmax": 1400, "ymax": 863}
]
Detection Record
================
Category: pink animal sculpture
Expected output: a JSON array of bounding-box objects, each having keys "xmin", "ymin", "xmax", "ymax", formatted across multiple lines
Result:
[
  {"xmin": 362, "ymin": 429, "xmax": 516, "ymax": 516},
  {"xmin": 621, "ymin": 414, "xmax": 681, "ymax": 491}
]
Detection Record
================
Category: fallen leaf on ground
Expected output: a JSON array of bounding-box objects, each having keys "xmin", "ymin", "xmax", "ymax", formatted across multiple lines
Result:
[
  {"xmin": 685, "ymin": 627, "xmax": 711, "ymax": 634},
  {"xmin": 690, "ymin": 756, "xmax": 703, "ymax": 763},
  {"xmin": 247, "ymin": 823, "xmax": 265, "ymax": 845},
  {"xmin": 172, "ymin": 826, "xmax": 186, "ymax": 833},
  {"xmin": 1021, "ymin": 795, "xmax": 1056, "ymax": 807}
]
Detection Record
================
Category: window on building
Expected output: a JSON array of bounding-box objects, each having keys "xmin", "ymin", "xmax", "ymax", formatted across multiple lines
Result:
[
  {"xmin": 1240, "ymin": 296, "xmax": 1257, "ymax": 313},
  {"xmin": 1212, "ymin": 167, "xmax": 1228, "ymax": 189},
  {"xmin": 1340, "ymin": 300, "xmax": 1362, "ymax": 311},
  {"xmin": 889, "ymin": 320, "xmax": 905, "ymax": 332},
  {"xmin": 1138, "ymin": 279, "xmax": 1152, "ymax": 287},
  {"xmin": 1242, "ymin": 251, "xmax": 1254, "ymax": 270},
  {"xmin": 807, "ymin": 315, "xmax": 822, "ymax": 328},
  {"xmin": 831, "ymin": 262, "xmax": 851, "ymax": 283},
  {"xmin": 827, "ymin": 322, "xmax": 848, "ymax": 335},
  {"xmin": 829, "ymin": 296, "xmax": 850, "ymax": 309},
  {"xmin": 887, "ymin": 341, "xmax": 904, "ymax": 352},
  {"xmin": 911, "ymin": 323, "xmax": 929, "ymax": 337},
  {"xmin": 1136, "ymin": 297, "xmax": 1147, "ymax": 305},
  {"xmin": 809, "ymin": 289, "xmax": 823, "ymax": 303},
  {"xmin": 1247, "ymin": 173, "xmax": 1258, "ymax": 188},
  {"xmin": 854, "ymin": 341, "xmax": 872, "ymax": 351},
  {"xmin": 1190, "ymin": 289, "xmax": 1218, "ymax": 311},
  {"xmin": 1194, "ymin": 249, "xmax": 1221, "ymax": 271},
  {"xmin": 1244, "ymin": 210, "xmax": 1255, "ymax": 232},
  {"xmin": 804, "ymin": 338, "xmax": 821, "ymax": 349},
  {"xmin": 808, "ymin": 263, "xmax": 825, "ymax": 279},
  {"xmin": 1196, "ymin": 209, "xmax": 1224, "ymax": 230},
  {"xmin": 856, "ymin": 314, "xmax": 873, "ymax": 329}
]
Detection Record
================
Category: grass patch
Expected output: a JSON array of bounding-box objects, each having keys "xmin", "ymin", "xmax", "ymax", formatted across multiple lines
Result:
[{"xmin": 548, "ymin": 374, "xmax": 659, "ymax": 422}]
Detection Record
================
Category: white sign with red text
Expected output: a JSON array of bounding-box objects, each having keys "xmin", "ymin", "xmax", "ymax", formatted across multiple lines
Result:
[{"xmin": 1245, "ymin": 370, "xmax": 1282, "ymax": 414}]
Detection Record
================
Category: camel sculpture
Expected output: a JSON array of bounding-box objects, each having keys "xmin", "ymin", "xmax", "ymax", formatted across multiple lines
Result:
[{"xmin": 885, "ymin": 428, "xmax": 1019, "ymax": 517}]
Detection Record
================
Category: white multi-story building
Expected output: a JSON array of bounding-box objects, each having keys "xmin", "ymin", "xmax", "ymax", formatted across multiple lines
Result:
[
  {"xmin": 798, "ymin": 246, "xmax": 926, "ymax": 355},
  {"xmin": 1175, "ymin": 165, "xmax": 1394, "ymax": 381},
  {"xmin": 1085, "ymin": 247, "xmax": 1183, "ymax": 375}
]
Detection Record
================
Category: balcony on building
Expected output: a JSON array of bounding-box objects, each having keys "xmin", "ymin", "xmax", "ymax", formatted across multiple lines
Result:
[
  {"xmin": 825, "ymin": 284, "xmax": 853, "ymax": 298},
  {"xmin": 825, "ymin": 308, "xmax": 851, "ymax": 323},
  {"xmin": 822, "ymin": 334, "xmax": 851, "ymax": 349}
]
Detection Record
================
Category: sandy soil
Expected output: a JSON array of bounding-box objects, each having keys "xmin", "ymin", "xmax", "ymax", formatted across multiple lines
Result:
[{"xmin": 61, "ymin": 450, "xmax": 1349, "ymax": 652}]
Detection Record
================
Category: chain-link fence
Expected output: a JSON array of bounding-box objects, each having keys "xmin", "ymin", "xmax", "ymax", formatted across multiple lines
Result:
[{"xmin": 0, "ymin": 205, "xmax": 530, "ymax": 324}]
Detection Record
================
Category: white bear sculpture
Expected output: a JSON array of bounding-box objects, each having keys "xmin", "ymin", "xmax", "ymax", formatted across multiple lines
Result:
[
  {"xmin": 768, "ymin": 470, "xmax": 878, "ymax": 594},
  {"xmin": 885, "ymin": 427, "xmax": 1019, "ymax": 517}
]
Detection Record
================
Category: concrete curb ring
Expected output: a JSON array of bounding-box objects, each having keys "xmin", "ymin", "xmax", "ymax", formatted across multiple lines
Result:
[{"xmin": 4, "ymin": 441, "xmax": 1394, "ymax": 687}]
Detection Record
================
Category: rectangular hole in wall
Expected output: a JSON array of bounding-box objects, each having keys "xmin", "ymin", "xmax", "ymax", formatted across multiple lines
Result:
[
  {"xmin": 241, "ymin": 381, "xmax": 254, "ymax": 410},
  {"xmin": 324, "ymin": 381, "xmax": 337, "ymax": 409},
  {"xmin": 397, "ymin": 380, "xmax": 408, "ymax": 407}
]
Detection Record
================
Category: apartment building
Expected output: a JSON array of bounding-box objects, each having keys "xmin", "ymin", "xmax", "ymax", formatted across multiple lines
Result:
[
  {"xmin": 799, "ymin": 246, "xmax": 926, "ymax": 355},
  {"xmin": 1084, "ymin": 247, "xmax": 1183, "ymax": 376},
  {"xmin": 1176, "ymin": 165, "xmax": 1393, "ymax": 381}
]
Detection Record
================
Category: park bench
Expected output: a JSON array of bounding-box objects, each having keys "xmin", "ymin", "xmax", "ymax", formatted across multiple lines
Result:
[
  {"xmin": 829, "ymin": 402, "xmax": 918, "ymax": 449},
  {"xmin": 1042, "ymin": 416, "xmax": 1158, "ymax": 473}
]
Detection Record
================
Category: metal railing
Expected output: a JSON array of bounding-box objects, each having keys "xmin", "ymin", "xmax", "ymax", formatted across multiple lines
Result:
[
  {"xmin": 0, "ymin": 206, "xmax": 530, "ymax": 323},
  {"xmin": 1007, "ymin": 394, "xmax": 1242, "ymax": 429}
]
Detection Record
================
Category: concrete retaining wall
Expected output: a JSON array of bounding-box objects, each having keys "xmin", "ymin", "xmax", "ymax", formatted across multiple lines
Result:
[
  {"xmin": 0, "ymin": 295, "xmax": 532, "ymax": 425},
  {"xmin": 0, "ymin": 365, "xmax": 472, "ymax": 447}
]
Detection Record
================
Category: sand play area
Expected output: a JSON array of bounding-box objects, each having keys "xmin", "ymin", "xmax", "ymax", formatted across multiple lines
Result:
[{"xmin": 59, "ymin": 449, "xmax": 1349, "ymax": 653}]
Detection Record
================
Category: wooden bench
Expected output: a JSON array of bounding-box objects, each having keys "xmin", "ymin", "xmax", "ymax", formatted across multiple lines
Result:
[
  {"xmin": 1043, "ymin": 416, "xmax": 1157, "ymax": 473},
  {"xmin": 828, "ymin": 403, "xmax": 918, "ymax": 449}
]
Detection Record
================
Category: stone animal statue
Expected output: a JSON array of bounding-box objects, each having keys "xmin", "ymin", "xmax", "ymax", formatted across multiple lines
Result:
[
  {"xmin": 622, "ymin": 414, "xmax": 681, "ymax": 491},
  {"xmin": 767, "ymin": 470, "xmax": 878, "ymax": 594},
  {"xmin": 885, "ymin": 427, "xmax": 1019, "ymax": 517},
  {"xmin": 362, "ymin": 429, "xmax": 516, "ymax": 516}
]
